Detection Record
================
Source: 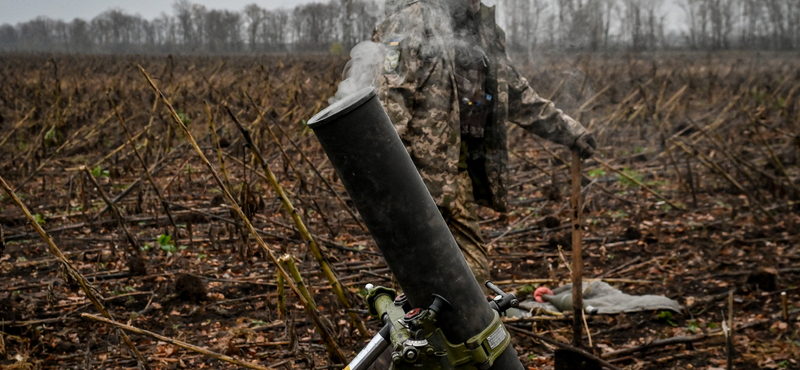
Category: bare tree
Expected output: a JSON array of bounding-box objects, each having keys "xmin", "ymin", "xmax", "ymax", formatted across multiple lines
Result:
[
  {"xmin": 792, "ymin": 0, "xmax": 800, "ymax": 49},
  {"xmin": 738, "ymin": 0, "xmax": 759, "ymax": 48},
  {"xmin": 191, "ymin": 3, "xmax": 208, "ymax": 50},
  {"xmin": 340, "ymin": 0, "xmax": 354, "ymax": 49},
  {"xmin": 152, "ymin": 13, "xmax": 178, "ymax": 48},
  {"xmin": 68, "ymin": 18, "xmax": 92, "ymax": 52},
  {"xmin": 18, "ymin": 17, "xmax": 55, "ymax": 52},
  {"xmin": 503, "ymin": 0, "xmax": 521, "ymax": 51},
  {"xmin": 244, "ymin": 4, "xmax": 267, "ymax": 52},
  {"xmin": 763, "ymin": 0, "xmax": 798, "ymax": 50},
  {"xmin": 620, "ymin": 0, "xmax": 664, "ymax": 51},
  {"xmin": 577, "ymin": 0, "xmax": 617, "ymax": 51},
  {"xmin": 205, "ymin": 9, "xmax": 242, "ymax": 53},
  {"xmin": 503, "ymin": 0, "xmax": 553, "ymax": 52},
  {"xmin": 173, "ymin": 0, "xmax": 195, "ymax": 47},
  {"xmin": 681, "ymin": 0, "xmax": 706, "ymax": 49},
  {"xmin": 519, "ymin": 0, "xmax": 619, "ymax": 51},
  {"xmin": 714, "ymin": 0, "xmax": 736, "ymax": 49},
  {"xmin": 291, "ymin": 1, "xmax": 340, "ymax": 51},
  {"xmin": 350, "ymin": 0, "xmax": 381, "ymax": 44},
  {"xmin": 682, "ymin": 0, "xmax": 736, "ymax": 50},
  {"xmin": 0, "ymin": 24, "xmax": 18, "ymax": 51},
  {"xmin": 263, "ymin": 9, "xmax": 289, "ymax": 51}
]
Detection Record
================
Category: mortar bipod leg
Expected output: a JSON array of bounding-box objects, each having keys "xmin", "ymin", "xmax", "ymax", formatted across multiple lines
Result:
[{"xmin": 346, "ymin": 324, "xmax": 392, "ymax": 370}]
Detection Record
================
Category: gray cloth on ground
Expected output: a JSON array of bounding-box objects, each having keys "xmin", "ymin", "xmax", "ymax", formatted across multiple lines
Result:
[{"xmin": 514, "ymin": 281, "xmax": 682, "ymax": 316}]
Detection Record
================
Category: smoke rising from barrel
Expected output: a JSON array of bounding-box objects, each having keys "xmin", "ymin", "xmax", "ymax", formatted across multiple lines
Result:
[
  {"xmin": 329, "ymin": 1, "xmax": 459, "ymax": 104},
  {"xmin": 329, "ymin": 41, "xmax": 387, "ymax": 104}
]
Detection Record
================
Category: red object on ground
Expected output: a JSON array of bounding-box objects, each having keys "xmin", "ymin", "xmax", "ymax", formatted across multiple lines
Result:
[{"xmin": 534, "ymin": 287, "xmax": 554, "ymax": 303}]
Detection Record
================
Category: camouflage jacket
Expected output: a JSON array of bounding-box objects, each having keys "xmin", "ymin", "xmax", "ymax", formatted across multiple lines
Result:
[{"xmin": 373, "ymin": 0, "xmax": 587, "ymax": 212}]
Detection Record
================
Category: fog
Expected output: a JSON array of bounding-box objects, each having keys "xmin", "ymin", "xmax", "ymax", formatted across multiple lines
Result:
[{"xmin": 0, "ymin": 0, "xmax": 306, "ymax": 25}]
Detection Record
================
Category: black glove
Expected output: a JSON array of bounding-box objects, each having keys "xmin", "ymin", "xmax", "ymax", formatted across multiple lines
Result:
[{"xmin": 573, "ymin": 133, "xmax": 596, "ymax": 159}]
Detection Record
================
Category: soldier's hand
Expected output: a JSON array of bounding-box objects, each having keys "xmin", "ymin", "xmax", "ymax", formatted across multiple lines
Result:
[{"xmin": 573, "ymin": 133, "xmax": 596, "ymax": 159}]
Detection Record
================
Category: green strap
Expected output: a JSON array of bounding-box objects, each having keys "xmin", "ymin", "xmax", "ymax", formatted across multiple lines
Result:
[{"xmin": 439, "ymin": 310, "xmax": 510, "ymax": 368}]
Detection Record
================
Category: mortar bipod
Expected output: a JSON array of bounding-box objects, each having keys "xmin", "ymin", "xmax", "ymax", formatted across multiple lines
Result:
[{"xmin": 345, "ymin": 282, "xmax": 516, "ymax": 370}]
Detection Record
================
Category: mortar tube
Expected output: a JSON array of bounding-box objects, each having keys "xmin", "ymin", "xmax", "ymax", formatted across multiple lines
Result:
[{"xmin": 308, "ymin": 87, "xmax": 523, "ymax": 370}]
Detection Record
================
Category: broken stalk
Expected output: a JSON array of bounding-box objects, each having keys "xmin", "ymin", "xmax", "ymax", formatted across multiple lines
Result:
[
  {"xmin": 109, "ymin": 93, "xmax": 180, "ymax": 240},
  {"xmin": 224, "ymin": 105, "xmax": 369, "ymax": 339},
  {"xmin": 137, "ymin": 64, "xmax": 347, "ymax": 364},
  {"xmin": 0, "ymin": 174, "xmax": 151, "ymax": 370}
]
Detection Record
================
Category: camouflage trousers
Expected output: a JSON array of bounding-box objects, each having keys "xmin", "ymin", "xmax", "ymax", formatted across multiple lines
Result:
[{"xmin": 440, "ymin": 172, "xmax": 491, "ymax": 291}]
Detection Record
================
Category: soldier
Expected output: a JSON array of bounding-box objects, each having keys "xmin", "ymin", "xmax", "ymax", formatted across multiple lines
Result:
[{"xmin": 372, "ymin": 0, "xmax": 596, "ymax": 287}]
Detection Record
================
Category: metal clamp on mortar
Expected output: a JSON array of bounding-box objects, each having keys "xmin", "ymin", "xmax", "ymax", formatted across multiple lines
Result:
[{"xmin": 345, "ymin": 282, "xmax": 513, "ymax": 370}]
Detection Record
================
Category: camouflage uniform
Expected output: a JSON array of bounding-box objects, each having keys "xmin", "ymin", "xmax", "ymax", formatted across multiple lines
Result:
[{"xmin": 373, "ymin": 0, "xmax": 592, "ymax": 285}]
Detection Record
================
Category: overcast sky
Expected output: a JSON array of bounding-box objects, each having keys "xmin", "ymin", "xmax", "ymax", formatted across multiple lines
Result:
[
  {"xmin": 0, "ymin": 0, "xmax": 686, "ymax": 31},
  {"xmin": 0, "ymin": 0, "xmax": 307, "ymax": 24}
]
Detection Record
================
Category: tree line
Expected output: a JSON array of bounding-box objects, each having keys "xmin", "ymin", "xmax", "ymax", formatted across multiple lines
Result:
[
  {"xmin": 0, "ymin": 0, "xmax": 797, "ymax": 54},
  {"xmin": 0, "ymin": 0, "xmax": 380, "ymax": 54},
  {"xmin": 502, "ymin": 0, "xmax": 800, "ymax": 52}
]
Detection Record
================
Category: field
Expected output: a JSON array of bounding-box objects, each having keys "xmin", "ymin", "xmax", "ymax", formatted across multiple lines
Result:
[{"xmin": 0, "ymin": 51, "xmax": 799, "ymax": 370}]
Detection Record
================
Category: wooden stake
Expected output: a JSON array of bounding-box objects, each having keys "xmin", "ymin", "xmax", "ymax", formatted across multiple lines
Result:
[{"xmin": 571, "ymin": 151, "xmax": 584, "ymax": 349}]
